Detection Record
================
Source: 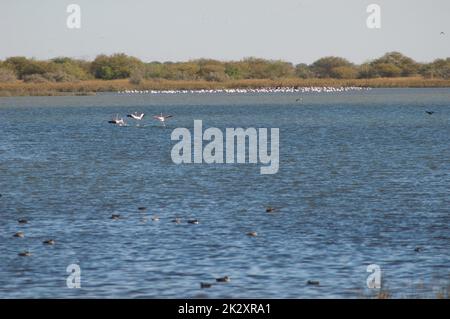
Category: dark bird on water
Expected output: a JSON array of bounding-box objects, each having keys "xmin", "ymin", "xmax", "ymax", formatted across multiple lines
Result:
[
  {"xmin": 110, "ymin": 214, "xmax": 121, "ymax": 220},
  {"xmin": 307, "ymin": 280, "xmax": 320, "ymax": 286},
  {"xmin": 43, "ymin": 239, "xmax": 55, "ymax": 245},
  {"xmin": 266, "ymin": 207, "xmax": 276, "ymax": 213},
  {"xmin": 216, "ymin": 276, "xmax": 230, "ymax": 283},
  {"xmin": 187, "ymin": 219, "xmax": 199, "ymax": 225},
  {"xmin": 18, "ymin": 251, "xmax": 32, "ymax": 257},
  {"xmin": 138, "ymin": 207, "xmax": 147, "ymax": 211},
  {"xmin": 414, "ymin": 246, "xmax": 424, "ymax": 253},
  {"xmin": 247, "ymin": 231, "xmax": 258, "ymax": 237},
  {"xmin": 18, "ymin": 219, "xmax": 28, "ymax": 224},
  {"xmin": 200, "ymin": 282, "xmax": 212, "ymax": 289},
  {"xmin": 425, "ymin": 111, "xmax": 435, "ymax": 115},
  {"xmin": 13, "ymin": 232, "xmax": 25, "ymax": 238}
]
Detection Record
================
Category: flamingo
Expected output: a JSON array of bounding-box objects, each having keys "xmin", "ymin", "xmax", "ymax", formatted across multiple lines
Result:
[
  {"xmin": 108, "ymin": 114, "xmax": 126, "ymax": 126},
  {"xmin": 153, "ymin": 113, "xmax": 173, "ymax": 126},
  {"xmin": 127, "ymin": 112, "xmax": 145, "ymax": 120}
]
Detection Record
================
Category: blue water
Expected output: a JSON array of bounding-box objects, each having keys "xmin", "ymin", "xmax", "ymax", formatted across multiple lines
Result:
[{"xmin": 0, "ymin": 89, "xmax": 449, "ymax": 298}]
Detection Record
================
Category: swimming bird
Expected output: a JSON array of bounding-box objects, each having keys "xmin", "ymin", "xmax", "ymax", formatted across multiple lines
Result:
[
  {"xmin": 216, "ymin": 276, "xmax": 230, "ymax": 283},
  {"xmin": 18, "ymin": 251, "xmax": 32, "ymax": 257},
  {"xmin": 151, "ymin": 216, "xmax": 160, "ymax": 222},
  {"xmin": 43, "ymin": 239, "xmax": 55, "ymax": 245},
  {"xmin": 307, "ymin": 280, "xmax": 320, "ymax": 286},
  {"xmin": 187, "ymin": 219, "xmax": 199, "ymax": 225},
  {"xmin": 414, "ymin": 246, "xmax": 424, "ymax": 252},
  {"xmin": 13, "ymin": 232, "xmax": 24, "ymax": 238},
  {"xmin": 266, "ymin": 207, "xmax": 276, "ymax": 213},
  {"xmin": 172, "ymin": 218, "xmax": 181, "ymax": 224},
  {"xmin": 138, "ymin": 207, "xmax": 147, "ymax": 211},
  {"xmin": 153, "ymin": 113, "xmax": 173, "ymax": 126},
  {"xmin": 247, "ymin": 231, "xmax": 258, "ymax": 237},
  {"xmin": 18, "ymin": 219, "xmax": 28, "ymax": 224},
  {"xmin": 110, "ymin": 214, "xmax": 121, "ymax": 220},
  {"xmin": 127, "ymin": 112, "xmax": 145, "ymax": 120},
  {"xmin": 425, "ymin": 111, "xmax": 435, "ymax": 115},
  {"xmin": 200, "ymin": 282, "xmax": 212, "ymax": 289}
]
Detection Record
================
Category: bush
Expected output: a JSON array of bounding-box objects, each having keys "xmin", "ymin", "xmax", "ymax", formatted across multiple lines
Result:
[
  {"xmin": 129, "ymin": 69, "xmax": 144, "ymax": 85},
  {"xmin": 23, "ymin": 74, "xmax": 50, "ymax": 83},
  {"xmin": 0, "ymin": 68, "xmax": 17, "ymax": 82},
  {"xmin": 43, "ymin": 71, "xmax": 78, "ymax": 82}
]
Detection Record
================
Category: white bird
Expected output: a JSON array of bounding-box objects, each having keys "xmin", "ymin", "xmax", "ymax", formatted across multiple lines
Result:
[
  {"xmin": 108, "ymin": 114, "xmax": 126, "ymax": 126},
  {"xmin": 153, "ymin": 113, "xmax": 173, "ymax": 126},
  {"xmin": 127, "ymin": 112, "xmax": 145, "ymax": 120}
]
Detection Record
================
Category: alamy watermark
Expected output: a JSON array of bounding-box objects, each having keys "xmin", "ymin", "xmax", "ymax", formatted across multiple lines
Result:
[
  {"xmin": 66, "ymin": 264, "xmax": 81, "ymax": 288},
  {"xmin": 66, "ymin": 4, "xmax": 81, "ymax": 29},
  {"xmin": 366, "ymin": 4, "xmax": 381, "ymax": 29},
  {"xmin": 171, "ymin": 120, "xmax": 279, "ymax": 174},
  {"xmin": 366, "ymin": 264, "xmax": 382, "ymax": 289}
]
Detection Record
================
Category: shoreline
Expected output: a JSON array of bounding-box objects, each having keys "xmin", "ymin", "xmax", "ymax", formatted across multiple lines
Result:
[{"xmin": 1, "ymin": 77, "xmax": 450, "ymax": 97}]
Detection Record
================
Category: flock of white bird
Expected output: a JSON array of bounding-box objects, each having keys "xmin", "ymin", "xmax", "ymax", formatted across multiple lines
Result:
[
  {"xmin": 117, "ymin": 86, "xmax": 371, "ymax": 95},
  {"xmin": 109, "ymin": 112, "xmax": 173, "ymax": 126}
]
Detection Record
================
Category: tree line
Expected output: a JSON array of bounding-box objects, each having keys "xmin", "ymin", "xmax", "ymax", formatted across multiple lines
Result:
[{"xmin": 0, "ymin": 52, "xmax": 449, "ymax": 84}]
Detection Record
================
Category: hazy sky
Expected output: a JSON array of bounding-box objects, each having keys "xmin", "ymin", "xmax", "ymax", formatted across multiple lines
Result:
[{"xmin": 1, "ymin": 0, "xmax": 449, "ymax": 63}]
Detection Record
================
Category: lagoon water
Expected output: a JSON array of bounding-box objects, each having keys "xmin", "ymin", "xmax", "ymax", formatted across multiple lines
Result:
[{"xmin": 0, "ymin": 89, "xmax": 449, "ymax": 298}]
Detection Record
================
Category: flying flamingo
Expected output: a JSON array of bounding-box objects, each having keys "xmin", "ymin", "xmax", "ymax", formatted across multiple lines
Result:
[
  {"xmin": 127, "ymin": 112, "xmax": 145, "ymax": 120},
  {"xmin": 153, "ymin": 113, "xmax": 173, "ymax": 126}
]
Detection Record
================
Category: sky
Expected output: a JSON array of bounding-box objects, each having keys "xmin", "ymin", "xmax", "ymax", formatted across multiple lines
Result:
[{"xmin": 0, "ymin": 0, "xmax": 449, "ymax": 64}]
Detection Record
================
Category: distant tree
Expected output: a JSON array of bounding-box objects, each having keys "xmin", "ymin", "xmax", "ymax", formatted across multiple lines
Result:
[
  {"xmin": 4, "ymin": 57, "xmax": 50, "ymax": 79},
  {"xmin": 265, "ymin": 61, "xmax": 294, "ymax": 79},
  {"xmin": 370, "ymin": 52, "xmax": 419, "ymax": 77},
  {"xmin": 295, "ymin": 63, "xmax": 314, "ymax": 79},
  {"xmin": 357, "ymin": 63, "xmax": 378, "ymax": 79},
  {"xmin": 90, "ymin": 54, "xmax": 143, "ymax": 79},
  {"xmin": 330, "ymin": 66, "xmax": 358, "ymax": 79},
  {"xmin": 372, "ymin": 63, "xmax": 402, "ymax": 77},
  {"xmin": 144, "ymin": 62, "xmax": 164, "ymax": 79},
  {"xmin": 49, "ymin": 57, "xmax": 91, "ymax": 80},
  {"xmin": 311, "ymin": 56, "xmax": 353, "ymax": 78},
  {"xmin": 225, "ymin": 62, "xmax": 244, "ymax": 79},
  {"xmin": 173, "ymin": 62, "xmax": 199, "ymax": 80},
  {"xmin": 423, "ymin": 58, "xmax": 450, "ymax": 79}
]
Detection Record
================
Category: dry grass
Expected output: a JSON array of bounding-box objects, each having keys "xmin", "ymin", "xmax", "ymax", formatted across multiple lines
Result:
[{"xmin": 1, "ymin": 77, "xmax": 450, "ymax": 96}]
